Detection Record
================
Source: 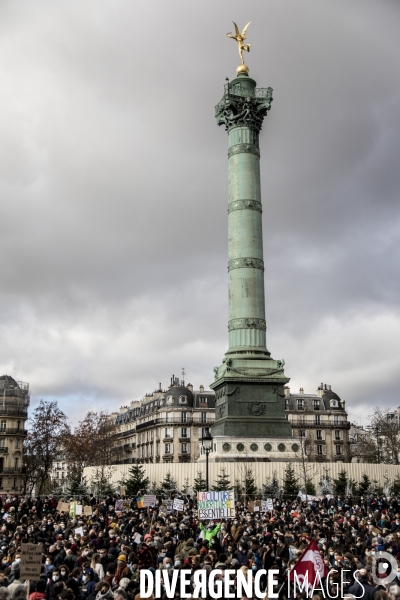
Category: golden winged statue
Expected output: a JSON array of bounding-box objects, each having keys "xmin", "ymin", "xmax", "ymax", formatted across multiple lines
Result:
[{"xmin": 226, "ymin": 21, "xmax": 252, "ymax": 64}]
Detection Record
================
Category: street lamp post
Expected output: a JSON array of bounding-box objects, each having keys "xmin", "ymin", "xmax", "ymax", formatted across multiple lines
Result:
[{"xmin": 201, "ymin": 428, "xmax": 213, "ymax": 490}]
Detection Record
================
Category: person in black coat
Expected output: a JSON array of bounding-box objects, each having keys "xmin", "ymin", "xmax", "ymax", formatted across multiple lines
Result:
[
  {"xmin": 348, "ymin": 569, "xmax": 376, "ymax": 600},
  {"xmin": 65, "ymin": 567, "xmax": 82, "ymax": 598}
]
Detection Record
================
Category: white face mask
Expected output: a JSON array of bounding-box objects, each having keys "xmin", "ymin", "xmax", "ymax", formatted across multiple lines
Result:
[{"xmin": 52, "ymin": 576, "xmax": 59, "ymax": 582}]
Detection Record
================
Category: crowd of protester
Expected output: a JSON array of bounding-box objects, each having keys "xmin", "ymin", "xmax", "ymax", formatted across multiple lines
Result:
[{"xmin": 0, "ymin": 492, "xmax": 400, "ymax": 600}]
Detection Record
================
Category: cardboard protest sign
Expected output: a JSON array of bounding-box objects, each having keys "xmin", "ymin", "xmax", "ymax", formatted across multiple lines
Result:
[
  {"xmin": 248, "ymin": 500, "xmax": 261, "ymax": 513},
  {"xmin": 20, "ymin": 543, "xmax": 43, "ymax": 580},
  {"xmin": 120, "ymin": 486, "xmax": 126, "ymax": 496},
  {"xmin": 61, "ymin": 502, "xmax": 70, "ymax": 513},
  {"xmin": 83, "ymin": 506, "xmax": 93, "ymax": 516},
  {"xmin": 261, "ymin": 499, "xmax": 274, "ymax": 512},
  {"xmin": 197, "ymin": 491, "xmax": 235, "ymax": 519},
  {"xmin": 143, "ymin": 495, "xmax": 157, "ymax": 507},
  {"xmin": 56, "ymin": 501, "xmax": 63, "ymax": 512},
  {"xmin": 173, "ymin": 498, "xmax": 184, "ymax": 512}
]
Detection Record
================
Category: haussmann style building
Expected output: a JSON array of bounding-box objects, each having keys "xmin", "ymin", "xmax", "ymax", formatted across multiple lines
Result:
[
  {"xmin": 0, "ymin": 375, "xmax": 29, "ymax": 493},
  {"xmin": 115, "ymin": 376, "xmax": 215, "ymax": 464}
]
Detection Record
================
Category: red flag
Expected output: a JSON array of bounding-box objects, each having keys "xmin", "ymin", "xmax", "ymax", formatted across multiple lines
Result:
[{"xmin": 289, "ymin": 539, "xmax": 328, "ymax": 588}]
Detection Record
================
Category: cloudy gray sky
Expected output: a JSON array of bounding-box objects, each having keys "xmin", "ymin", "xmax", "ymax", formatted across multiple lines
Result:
[{"xmin": 0, "ymin": 0, "xmax": 399, "ymax": 426}]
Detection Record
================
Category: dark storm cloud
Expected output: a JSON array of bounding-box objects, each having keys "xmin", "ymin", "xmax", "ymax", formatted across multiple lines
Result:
[{"xmin": 0, "ymin": 0, "xmax": 399, "ymax": 425}]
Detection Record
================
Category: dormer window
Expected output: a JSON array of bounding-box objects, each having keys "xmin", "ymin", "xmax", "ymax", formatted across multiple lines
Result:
[
  {"xmin": 167, "ymin": 396, "xmax": 173, "ymax": 405},
  {"xmin": 179, "ymin": 395, "xmax": 187, "ymax": 405},
  {"xmin": 297, "ymin": 399, "xmax": 304, "ymax": 411},
  {"xmin": 314, "ymin": 399, "xmax": 320, "ymax": 411}
]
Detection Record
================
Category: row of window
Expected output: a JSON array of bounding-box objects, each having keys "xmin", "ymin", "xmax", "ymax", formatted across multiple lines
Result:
[
  {"xmin": 138, "ymin": 443, "xmax": 190, "ymax": 458},
  {"xmin": 297, "ymin": 415, "xmax": 342, "ymax": 425},
  {"xmin": 0, "ymin": 477, "xmax": 18, "ymax": 490},
  {"xmin": 0, "ymin": 420, "xmax": 23, "ymax": 429},
  {"xmin": 0, "ymin": 439, "xmax": 19, "ymax": 448},
  {"xmin": 117, "ymin": 396, "xmax": 211, "ymax": 425},
  {"xmin": 292, "ymin": 399, "xmax": 339, "ymax": 410},
  {"xmin": 300, "ymin": 429, "xmax": 344, "ymax": 440},
  {"xmin": 316, "ymin": 444, "xmax": 343, "ymax": 456}
]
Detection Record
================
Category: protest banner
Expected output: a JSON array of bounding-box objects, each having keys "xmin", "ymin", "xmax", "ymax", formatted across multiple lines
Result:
[
  {"xmin": 173, "ymin": 498, "xmax": 184, "ymax": 512},
  {"xmin": 83, "ymin": 506, "xmax": 93, "ymax": 516},
  {"xmin": 115, "ymin": 499, "xmax": 123, "ymax": 511},
  {"xmin": 143, "ymin": 495, "xmax": 157, "ymax": 507},
  {"xmin": 74, "ymin": 526, "xmax": 84, "ymax": 536},
  {"xmin": 197, "ymin": 490, "xmax": 235, "ymax": 519},
  {"xmin": 75, "ymin": 504, "xmax": 82, "ymax": 515},
  {"xmin": 166, "ymin": 500, "xmax": 173, "ymax": 513},
  {"xmin": 21, "ymin": 543, "xmax": 43, "ymax": 580}
]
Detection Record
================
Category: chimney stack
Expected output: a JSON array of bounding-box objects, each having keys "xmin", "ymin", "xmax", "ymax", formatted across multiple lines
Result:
[
  {"xmin": 284, "ymin": 386, "xmax": 290, "ymax": 398},
  {"xmin": 299, "ymin": 387, "xmax": 304, "ymax": 395},
  {"xmin": 199, "ymin": 385, "xmax": 204, "ymax": 392}
]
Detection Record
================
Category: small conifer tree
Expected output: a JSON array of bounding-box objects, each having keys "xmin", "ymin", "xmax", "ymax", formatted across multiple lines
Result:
[
  {"xmin": 120, "ymin": 464, "xmax": 150, "ymax": 497},
  {"xmin": 282, "ymin": 463, "xmax": 299, "ymax": 500},
  {"xmin": 333, "ymin": 469, "xmax": 348, "ymax": 496},
  {"xmin": 193, "ymin": 471, "xmax": 207, "ymax": 493},
  {"xmin": 212, "ymin": 468, "xmax": 231, "ymax": 491}
]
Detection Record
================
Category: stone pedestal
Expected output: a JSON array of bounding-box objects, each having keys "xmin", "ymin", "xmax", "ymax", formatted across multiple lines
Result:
[{"xmin": 198, "ymin": 435, "xmax": 298, "ymax": 463}]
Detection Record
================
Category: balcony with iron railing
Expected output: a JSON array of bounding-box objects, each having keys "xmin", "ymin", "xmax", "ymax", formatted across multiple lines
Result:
[
  {"xmin": 0, "ymin": 467, "xmax": 26, "ymax": 474},
  {"xmin": 215, "ymin": 84, "xmax": 273, "ymax": 115},
  {"xmin": 0, "ymin": 428, "xmax": 28, "ymax": 436},
  {"xmin": 0, "ymin": 409, "xmax": 28, "ymax": 418},
  {"xmin": 136, "ymin": 416, "xmax": 214, "ymax": 431},
  {"xmin": 291, "ymin": 420, "xmax": 350, "ymax": 429}
]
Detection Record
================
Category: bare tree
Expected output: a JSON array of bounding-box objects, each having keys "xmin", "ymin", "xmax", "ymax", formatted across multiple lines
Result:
[
  {"xmin": 292, "ymin": 420, "xmax": 320, "ymax": 497},
  {"xmin": 24, "ymin": 400, "xmax": 70, "ymax": 495},
  {"xmin": 356, "ymin": 408, "xmax": 400, "ymax": 464},
  {"xmin": 64, "ymin": 411, "xmax": 118, "ymax": 487}
]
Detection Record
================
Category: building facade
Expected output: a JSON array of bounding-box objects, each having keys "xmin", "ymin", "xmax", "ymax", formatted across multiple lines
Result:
[
  {"xmin": 0, "ymin": 375, "xmax": 29, "ymax": 493},
  {"xmin": 285, "ymin": 383, "xmax": 351, "ymax": 462},
  {"xmin": 114, "ymin": 378, "xmax": 351, "ymax": 464},
  {"xmin": 49, "ymin": 450, "xmax": 70, "ymax": 490},
  {"xmin": 115, "ymin": 377, "xmax": 215, "ymax": 464}
]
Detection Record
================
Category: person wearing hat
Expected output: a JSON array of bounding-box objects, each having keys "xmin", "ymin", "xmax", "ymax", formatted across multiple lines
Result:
[
  {"xmin": 81, "ymin": 568, "xmax": 96, "ymax": 599},
  {"xmin": 138, "ymin": 537, "xmax": 154, "ymax": 571},
  {"xmin": 113, "ymin": 555, "xmax": 130, "ymax": 587}
]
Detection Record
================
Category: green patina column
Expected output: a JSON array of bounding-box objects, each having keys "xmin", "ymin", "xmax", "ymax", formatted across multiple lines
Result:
[{"xmin": 211, "ymin": 67, "xmax": 292, "ymax": 443}]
